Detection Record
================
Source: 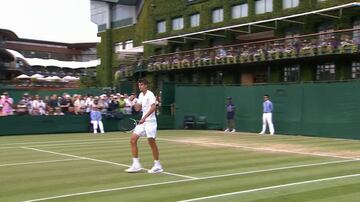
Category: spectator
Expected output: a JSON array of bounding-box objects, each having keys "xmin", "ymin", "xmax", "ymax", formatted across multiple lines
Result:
[
  {"xmin": 30, "ymin": 95, "xmax": 41, "ymax": 116},
  {"xmin": 16, "ymin": 94, "xmax": 30, "ymax": 115},
  {"xmin": 48, "ymin": 94, "xmax": 59, "ymax": 111},
  {"xmin": 0, "ymin": 92, "xmax": 14, "ymax": 115},
  {"xmin": 59, "ymin": 94, "xmax": 71, "ymax": 113},
  {"xmin": 118, "ymin": 95, "xmax": 126, "ymax": 113},
  {"xmin": 90, "ymin": 100, "xmax": 105, "ymax": 134},
  {"xmin": 0, "ymin": 104, "xmax": 7, "ymax": 116},
  {"xmin": 53, "ymin": 107, "xmax": 64, "ymax": 115}
]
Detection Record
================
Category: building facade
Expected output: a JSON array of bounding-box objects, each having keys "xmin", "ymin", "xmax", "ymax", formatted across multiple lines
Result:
[
  {"xmin": 0, "ymin": 28, "xmax": 98, "ymax": 82},
  {"xmin": 92, "ymin": 0, "xmax": 360, "ymax": 90}
]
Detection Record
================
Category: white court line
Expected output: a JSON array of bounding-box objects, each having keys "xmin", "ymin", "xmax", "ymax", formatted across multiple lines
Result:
[
  {"xmin": 10, "ymin": 140, "xmax": 130, "ymax": 148},
  {"xmin": 158, "ymin": 138, "xmax": 360, "ymax": 160},
  {"xmin": 0, "ymin": 158, "xmax": 81, "ymax": 167},
  {"xmin": 22, "ymin": 159, "xmax": 359, "ymax": 202},
  {"xmin": 21, "ymin": 147, "xmax": 197, "ymax": 180},
  {"xmin": 178, "ymin": 173, "xmax": 360, "ymax": 202},
  {"xmin": 0, "ymin": 137, "xmax": 129, "ymax": 146}
]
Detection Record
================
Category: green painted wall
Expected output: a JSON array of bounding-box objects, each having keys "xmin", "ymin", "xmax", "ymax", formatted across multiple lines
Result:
[{"xmin": 174, "ymin": 81, "xmax": 360, "ymax": 139}]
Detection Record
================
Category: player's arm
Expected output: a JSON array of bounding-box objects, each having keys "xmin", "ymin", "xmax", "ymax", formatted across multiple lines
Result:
[{"xmin": 139, "ymin": 103, "xmax": 156, "ymax": 124}]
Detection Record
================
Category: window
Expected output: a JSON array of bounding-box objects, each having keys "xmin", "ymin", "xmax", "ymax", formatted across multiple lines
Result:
[
  {"xmin": 157, "ymin": 20, "xmax": 166, "ymax": 33},
  {"xmin": 114, "ymin": 42, "xmax": 123, "ymax": 53},
  {"xmin": 283, "ymin": 65, "xmax": 299, "ymax": 82},
  {"xmin": 283, "ymin": 0, "xmax": 299, "ymax": 9},
  {"xmin": 190, "ymin": 13, "xmax": 200, "ymax": 27},
  {"xmin": 172, "ymin": 17, "xmax": 184, "ymax": 30},
  {"xmin": 124, "ymin": 40, "xmax": 133, "ymax": 49},
  {"xmin": 212, "ymin": 8, "xmax": 223, "ymax": 23},
  {"xmin": 352, "ymin": 62, "xmax": 360, "ymax": 79},
  {"xmin": 353, "ymin": 19, "xmax": 360, "ymax": 43},
  {"xmin": 316, "ymin": 63, "xmax": 336, "ymax": 81},
  {"xmin": 232, "ymin": 4, "xmax": 248, "ymax": 19},
  {"xmin": 255, "ymin": 0, "xmax": 273, "ymax": 14}
]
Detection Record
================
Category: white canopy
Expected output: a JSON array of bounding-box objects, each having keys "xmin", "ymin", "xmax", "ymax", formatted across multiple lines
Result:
[
  {"xmin": 62, "ymin": 76, "xmax": 80, "ymax": 81},
  {"xmin": 30, "ymin": 74, "xmax": 44, "ymax": 79},
  {"xmin": 5, "ymin": 49, "xmax": 100, "ymax": 69},
  {"xmin": 26, "ymin": 58, "xmax": 100, "ymax": 69},
  {"xmin": 16, "ymin": 74, "xmax": 30, "ymax": 79}
]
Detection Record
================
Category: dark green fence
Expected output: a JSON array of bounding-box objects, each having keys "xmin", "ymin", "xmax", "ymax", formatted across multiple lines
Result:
[
  {"xmin": 174, "ymin": 82, "xmax": 360, "ymax": 139},
  {"xmin": 0, "ymin": 114, "xmax": 174, "ymax": 136}
]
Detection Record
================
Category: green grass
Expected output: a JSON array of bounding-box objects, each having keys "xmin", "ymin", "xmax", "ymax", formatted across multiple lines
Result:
[{"xmin": 0, "ymin": 130, "xmax": 359, "ymax": 202}]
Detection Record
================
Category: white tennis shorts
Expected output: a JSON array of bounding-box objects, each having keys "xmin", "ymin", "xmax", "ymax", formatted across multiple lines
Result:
[{"xmin": 133, "ymin": 120, "xmax": 157, "ymax": 138}]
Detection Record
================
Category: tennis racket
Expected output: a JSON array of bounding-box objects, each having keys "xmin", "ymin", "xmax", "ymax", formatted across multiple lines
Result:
[{"xmin": 117, "ymin": 118, "xmax": 139, "ymax": 132}]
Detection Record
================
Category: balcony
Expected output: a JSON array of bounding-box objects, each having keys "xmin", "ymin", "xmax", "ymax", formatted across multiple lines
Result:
[{"xmin": 146, "ymin": 28, "xmax": 360, "ymax": 72}]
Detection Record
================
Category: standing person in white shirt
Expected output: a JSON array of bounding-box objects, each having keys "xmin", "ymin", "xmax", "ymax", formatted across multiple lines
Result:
[
  {"xmin": 125, "ymin": 79, "xmax": 163, "ymax": 174},
  {"xmin": 259, "ymin": 94, "xmax": 275, "ymax": 135}
]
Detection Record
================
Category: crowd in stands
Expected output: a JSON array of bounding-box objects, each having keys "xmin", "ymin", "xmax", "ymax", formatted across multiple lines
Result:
[
  {"xmin": 0, "ymin": 91, "xmax": 161, "ymax": 117},
  {"xmin": 147, "ymin": 34, "xmax": 359, "ymax": 70}
]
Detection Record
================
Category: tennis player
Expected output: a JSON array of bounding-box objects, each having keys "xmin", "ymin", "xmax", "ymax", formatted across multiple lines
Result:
[{"xmin": 125, "ymin": 79, "xmax": 163, "ymax": 173}]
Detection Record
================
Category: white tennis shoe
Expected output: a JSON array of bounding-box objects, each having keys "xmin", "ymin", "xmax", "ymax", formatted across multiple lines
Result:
[
  {"xmin": 125, "ymin": 164, "xmax": 142, "ymax": 173},
  {"xmin": 147, "ymin": 166, "xmax": 163, "ymax": 174}
]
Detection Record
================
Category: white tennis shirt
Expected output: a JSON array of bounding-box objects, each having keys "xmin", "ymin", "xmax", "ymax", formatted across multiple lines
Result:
[{"xmin": 138, "ymin": 90, "xmax": 157, "ymax": 122}]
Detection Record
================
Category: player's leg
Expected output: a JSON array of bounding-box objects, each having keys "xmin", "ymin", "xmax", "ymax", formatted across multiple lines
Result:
[
  {"xmin": 125, "ymin": 125, "xmax": 144, "ymax": 173},
  {"xmin": 98, "ymin": 120, "xmax": 105, "ymax": 133},
  {"xmin": 145, "ymin": 122, "xmax": 163, "ymax": 173},
  {"xmin": 91, "ymin": 121, "xmax": 98, "ymax": 134},
  {"xmin": 268, "ymin": 113, "xmax": 275, "ymax": 135},
  {"xmin": 259, "ymin": 113, "xmax": 267, "ymax": 134},
  {"xmin": 147, "ymin": 138, "xmax": 163, "ymax": 173}
]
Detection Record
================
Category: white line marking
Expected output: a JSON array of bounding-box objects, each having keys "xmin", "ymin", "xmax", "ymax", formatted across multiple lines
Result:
[
  {"xmin": 18, "ymin": 140, "xmax": 130, "ymax": 148},
  {"xmin": 21, "ymin": 147, "xmax": 197, "ymax": 180},
  {"xmin": 0, "ymin": 159, "xmax": 81, "ymax": 167},
  {"xmin": 23, "ymin": 178, "xmax": 192, "ymax": 202},
  {"xmin": 21, "ymin": 159, "xmax": 359, "ymax": 202},
  {"xmin": 0, "ymin": 137, "xmax": 129, "ymax": 146},
  {"xmin": 158, "ymin": 138, "xmax": 359, "ymax": 160},
  {"xmin": 178, "ymin": 173, "xmax": 360, "ymax": 202}
]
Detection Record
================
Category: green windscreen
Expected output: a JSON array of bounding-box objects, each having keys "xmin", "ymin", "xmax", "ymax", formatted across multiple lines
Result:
[{"xmin": 174, "ymin": 82, "xmax": 360, "ymax": 139}]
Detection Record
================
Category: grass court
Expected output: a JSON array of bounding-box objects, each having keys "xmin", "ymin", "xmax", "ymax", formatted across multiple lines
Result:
[{"xmin": 1, "ymin": 130, "xmax": 359, "ymax": 202}]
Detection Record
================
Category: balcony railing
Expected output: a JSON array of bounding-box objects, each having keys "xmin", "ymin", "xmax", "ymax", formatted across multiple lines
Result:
[{"xmin": 145, "ymin": 28, "xmax": 360, "ymax": 72}]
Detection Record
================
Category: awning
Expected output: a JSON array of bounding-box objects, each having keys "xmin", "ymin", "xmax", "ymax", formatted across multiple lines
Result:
[
  {"xmin": 5, "ymin": 49, "xmax": 100, "ymax": 69},
  {"xmin": 143, "ymin": 2, "xmax": 360, "ymax": 45}
]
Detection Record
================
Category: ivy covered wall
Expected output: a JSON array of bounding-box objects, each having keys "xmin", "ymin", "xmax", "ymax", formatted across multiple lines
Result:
[{"xmin": 96, "ymin": 0, "xmax": 358, "ymax": 87}]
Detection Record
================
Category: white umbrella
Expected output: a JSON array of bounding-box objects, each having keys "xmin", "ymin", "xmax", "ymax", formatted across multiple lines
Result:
[
  {"xmin": 16, "ymin": 74, "xmax": 30, "ymax": 79},
  {"xmin": 44, "ymin": 76, "xmax": 54, "ymax": 81},
  {"xmin": 30, "ymin": 74, "xmax": 44, "ymax": 79},
  {"xmin": 62, "ymin": 75, "xmax": 75, "ymax": 81}
]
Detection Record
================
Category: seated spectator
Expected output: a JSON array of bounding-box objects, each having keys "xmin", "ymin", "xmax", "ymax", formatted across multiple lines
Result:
[
  {"xmin": 53, "ymin": 107, "xmax": 64, "ymax": 115},
  {"xmin": 192, "ymin": 49, "xmax": 202, "ymax": 64},
  {"xmin": 90, "ymin": 104, "xmax": 105, "ymax": 134},
  {"xmin": 118, "ymin": 95, "xmax": 126, "ymax": 113},
  {"xmin": 215, "ymin": 46, "xmax": 227, "ymax": 60},
  {"xmin": 16, "ymin": 95, "xmax": 29, "ymax": 115},
  {"xmin": 48, "ymin": 94, "xmax": 59, "ymax": 111},
  {"xmin": 0, "ymin": 92, "xmax": 14, "ymax": 115},
  {"xmin": 340, "ymin": 38, "xmax": 354, "ymax": 47},
  {"xmin": 0, "ymin": 104, "xmax": 7, "ymax": 116},
  {"xmin": 181, "ymin": 54, "xmax": 191, "ymax": 66},
  {"xmin": 30, "ymin": 95, "xmax": 41, "ymax": 116},
  {"xmin": 59, "ymin": 94, "xmax": 72, "ymax": 113}
]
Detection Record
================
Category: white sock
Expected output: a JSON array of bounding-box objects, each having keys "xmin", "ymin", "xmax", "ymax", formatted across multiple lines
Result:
[
  {"xmin": 133, "ymin": 158, "xmax": 140, "ymax": 165},
  {"xmin": 154, "ymin": 160, "xmax": 161, "ymax": 167}
]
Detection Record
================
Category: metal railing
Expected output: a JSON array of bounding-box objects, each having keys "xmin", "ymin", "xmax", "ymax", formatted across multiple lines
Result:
[{"xmin": 144, "ymin": 28, "xmax": 359, "ymax": 72}]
